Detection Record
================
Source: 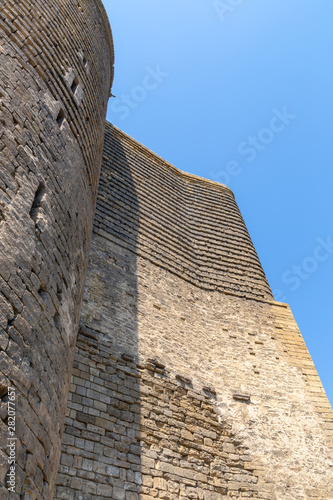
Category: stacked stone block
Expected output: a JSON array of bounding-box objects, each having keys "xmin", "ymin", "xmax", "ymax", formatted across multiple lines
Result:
[{"xmin": 0, "ymin": 1, "xmax": 113, "ymax": 498}]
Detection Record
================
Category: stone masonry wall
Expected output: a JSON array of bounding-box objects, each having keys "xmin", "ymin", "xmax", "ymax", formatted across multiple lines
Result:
[
  {"xmin": 0, "ymin": 0, "xmax": 114, "ymax": 194},
  {"xmin": 98, "ymin": 124, "xmax": 273, "ymax": 302},
  {"xmin": 55, "ymin": 328, "xmax": 260, "ymax": 500},
  {"xmin": 0, "ymin": 1, "xmax": 113, "ymax": 498},
  {"xmin": 56, "ymin": 127, "xmax": 333, "ymax": 499}
]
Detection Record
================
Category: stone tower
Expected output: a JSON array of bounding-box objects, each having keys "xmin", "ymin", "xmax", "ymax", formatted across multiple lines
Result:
[
  {"xmin": 1, "ymin": 2, "xmax": 332, "ymax": 500},
  {"xmin": 0, "ymin": 0, "xmax": 113, "ymax": 498},
  {"xmin": 54, "ymin": 125, "xmax": 333, "ymax": 499}
]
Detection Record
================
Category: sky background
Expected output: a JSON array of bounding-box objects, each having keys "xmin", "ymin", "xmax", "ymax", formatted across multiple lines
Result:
[{"xmin": 102, "ymin": 0, "xmax": 332, "ymax": 405}]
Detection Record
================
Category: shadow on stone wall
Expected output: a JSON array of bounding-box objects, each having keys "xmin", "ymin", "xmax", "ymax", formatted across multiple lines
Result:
[
  {"xmin": 53, "ymin": 126, "xmax": 260, "ymax": 500},
  {"xmin": 53, "ymin": 127, "xmax": 141, "ymax": 500}
]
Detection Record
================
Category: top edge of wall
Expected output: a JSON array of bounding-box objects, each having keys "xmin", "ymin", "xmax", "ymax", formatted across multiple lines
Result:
[
  {"xmin": 94, "ymin": 0, "xmax": 115, "ymax": 90},
  {"xmin": 105, "ymin": 122, "xmax": 235, "ymax": 198}
]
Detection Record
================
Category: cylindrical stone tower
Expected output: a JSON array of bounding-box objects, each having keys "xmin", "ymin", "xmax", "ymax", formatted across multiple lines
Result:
[{"xmin": 0, "ymin": 1, "xmax": 114, "ymax": 498}]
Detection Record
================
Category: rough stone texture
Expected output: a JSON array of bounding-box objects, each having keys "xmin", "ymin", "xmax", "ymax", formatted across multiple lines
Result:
[
  {"xmin": 1, "ymin": 2, "xmax": 332, "ymax": 498},
  {"xmin": 97, "ymin": 125, "xmax": 273, "ymax": 302},
  {"xmin": 0, "ymin": 1, "xmax": 113, "ymax": 498},
  {"xmin": 55, "ymin": 125, "xmax": 333, "ymax": 499},
  {"xmin": 54, "ymin": 328, "xmax": 260, "ymax": 500}
]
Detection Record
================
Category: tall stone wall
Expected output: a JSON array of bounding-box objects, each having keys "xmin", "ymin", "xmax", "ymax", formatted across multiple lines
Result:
[
  {"xmin": 55, "ymin": 125, "xmax": 333, "ymax": 499},
  {"xmin": 0, "ymin": 1, "xmax": 113, "ymax": 498},
  {"xmin": 95, "ymin": 125, "xmax": 272, "ymax": 302}
]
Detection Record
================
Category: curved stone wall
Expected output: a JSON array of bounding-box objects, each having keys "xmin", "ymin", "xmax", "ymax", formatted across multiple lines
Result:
[
  {"xmin": 98, "ymin": 124, "xmax": 273, "ymax": 302},
  {"xmin": 54, "ymin": 125, "xmax": 332, "ymax": 499},
  {"xmin": 0, "ymin": 1, "xmax": 113, "ymax": 498},
  {"xmin": 0, "ymin": 0, "xmax": 114, "ymax": 195}
]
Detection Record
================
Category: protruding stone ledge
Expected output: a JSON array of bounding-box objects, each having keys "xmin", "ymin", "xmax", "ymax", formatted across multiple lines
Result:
[
  {"xmin": 233, "ymin": 394, "xmax": 251, "ymax": 403},
  {"xmin": 145, "ymin": 358, "xmax": 166, "ymax": 374}
]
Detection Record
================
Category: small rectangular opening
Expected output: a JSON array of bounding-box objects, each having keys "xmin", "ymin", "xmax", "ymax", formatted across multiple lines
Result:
[
  {"xmin": 56, "ymin": 108, "xmax": 65, "ymax": 127},
  {"xmin": 30, "ymin": 182, "xmax": 46, "ymax": 221},
  {"xmin": 71, "ymin": 76, "xmax": 79, "ymax": 95}
]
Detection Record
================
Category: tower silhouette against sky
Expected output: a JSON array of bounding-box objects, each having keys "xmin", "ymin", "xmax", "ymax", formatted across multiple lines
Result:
[{"xmin": 0, "ymin": 1, "xmax": 332, "ymax": 499}]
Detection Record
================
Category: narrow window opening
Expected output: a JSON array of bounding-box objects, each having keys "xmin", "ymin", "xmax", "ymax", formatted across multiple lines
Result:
[
  {"xmin": 56, "ymin": 108, "xmax": 65, "ymax": 127},
  {"xmin": 30, "ymin": 182, "xmax": 46, "ymax": 222},
  {"xmin": 0, "ymin": 384, "xmax": 8, "ymax": 399},
  {"xmin": 38, "ymin": 285, "xmax": 48, "ymax": 302},
  {"xmin": 71, "ymin": 76, "xmax": 79, "ymax": 95}
]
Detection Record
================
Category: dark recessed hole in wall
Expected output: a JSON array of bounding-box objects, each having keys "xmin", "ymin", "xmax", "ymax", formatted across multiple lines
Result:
[
  {"xmin": 71, "ymin": 76, "xmax": 79, "ymax": 94},
  {"xmin": 38, "ymin": 285, "xmax": 48, "ymax": 302},
  {"xmin": 82, "ymin": 56, "xmax": 87, "ymax": 67},
  {"xmin": 29, "ymin": 182, "xmax": 46, "ymax": 222},
  {"xmin": 6, "ymin": 317, "xmax": 16, "ymax": 330},
  {"xmin": 0, "ymin": 384, "xmax": 8, "ymax": 399},
  {"xmin": 56, "ymin": 108, "xmax": 65, "ymax": 127},
  {"xmin": 13, "ymin": 115, "xmax": 19, "ymax": 126}
]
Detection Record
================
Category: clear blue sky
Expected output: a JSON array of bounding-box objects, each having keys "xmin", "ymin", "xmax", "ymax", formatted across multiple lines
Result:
[{"xmin": 102, "ymin": 0, "xmax": 333, "ymax": 405}]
